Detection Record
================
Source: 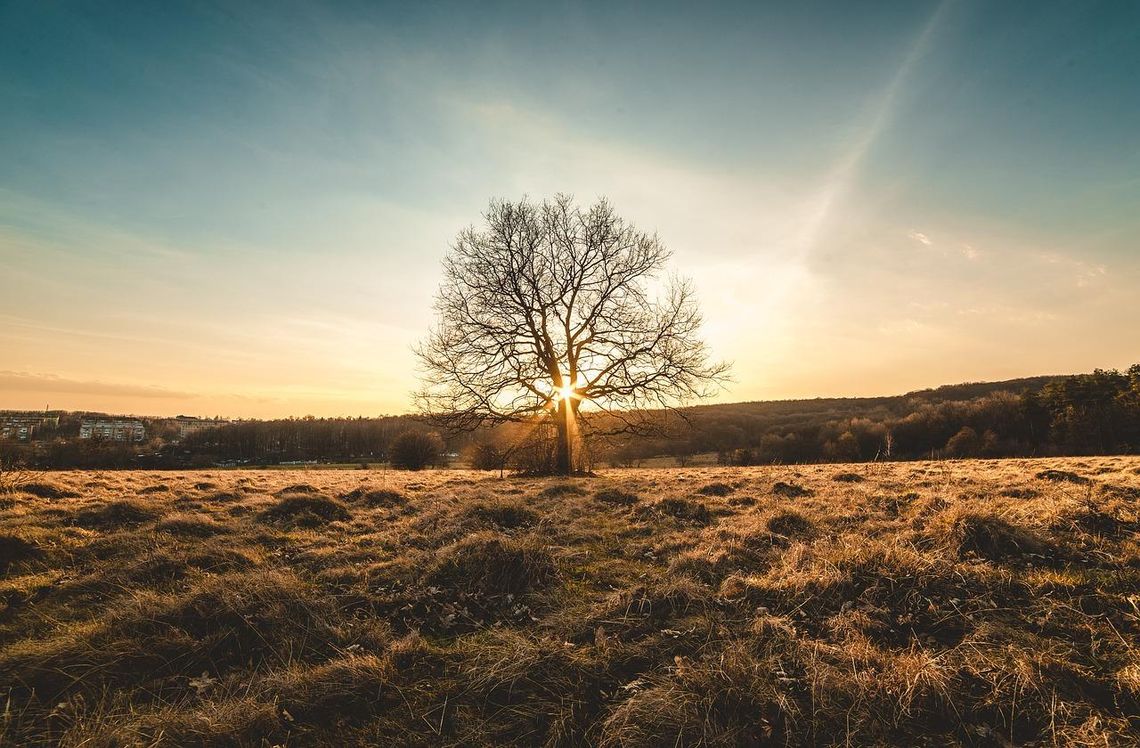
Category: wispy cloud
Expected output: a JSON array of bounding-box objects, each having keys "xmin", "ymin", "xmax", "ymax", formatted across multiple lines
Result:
[
  {"xmin": 793, "ymin": 1, "xmax": 951, "ymax": 259},
  {"xmin": 0, "ymin": 371, "xmax": 197, "ymax": 400},
  {"xmin": 908, "ymin": 230, "xmax": 933, "ymax": 246}
]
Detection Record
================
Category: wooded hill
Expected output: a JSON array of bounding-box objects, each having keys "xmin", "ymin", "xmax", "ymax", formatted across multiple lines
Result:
[{"xmin": 4, "ymin": 368, "xmax": 1138, "ymax": 468}]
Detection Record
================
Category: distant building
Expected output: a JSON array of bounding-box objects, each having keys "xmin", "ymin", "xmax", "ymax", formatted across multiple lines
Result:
[
  {"xmin": 170, "ymin": 415, "xmax": 229, "ymax": 439},
  {"xmin": 79, "ymin": 419, "xmax": 146, "ymax": 442},
  {"xmin": 0, "ymin": 412, "xmax": 59, "ymax": 441}
]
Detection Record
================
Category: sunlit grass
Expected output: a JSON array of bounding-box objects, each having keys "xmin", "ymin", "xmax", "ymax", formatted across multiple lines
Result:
[{"xmin": 1, "ymin": 456, "xmax": 1138, "ymax": 745}]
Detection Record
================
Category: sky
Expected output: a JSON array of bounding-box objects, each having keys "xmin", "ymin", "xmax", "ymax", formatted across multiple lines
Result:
[{"xmin": 2, "ymin": 0, "xmax": 1138, "ymax": 418}]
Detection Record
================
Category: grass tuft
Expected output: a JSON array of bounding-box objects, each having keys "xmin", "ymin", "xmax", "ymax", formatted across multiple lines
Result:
[
  {"xmin": 0, "ymin": 534, "xmax": 40, "ymax": 572},
  {"xmin": 73, "ymin": 499, "xmax": 159, "ymax": 529},
  {"xmin": 773, "ymin": 481, "xmax": 813, "ymax": 498},
  {"xmin": 696, "ymin": 482, "xmax": 734, "ymax": 496},
  {"xmin": 427, "ymin": 532, "xmax": 558, "ymax": 595},
  {"xmin": 20, "ymin": 481, "xmax": 80, "ymax": 499},
  {"xmin": 594, "ymin": 488, "xmax": 639, "ymax": 506},
  {"xmin": 2, "ymin": 459, "xmax": 1138, "ymax": 746},
  {"xmin": 341, "ymin": 486, "xmax": 408, "ymax": 507},
  {"xmin": 259, "ymin": 494, "xmax": 351, "ymax": 526}
]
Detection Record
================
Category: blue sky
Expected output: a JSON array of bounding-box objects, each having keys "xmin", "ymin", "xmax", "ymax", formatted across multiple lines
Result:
[{"xmin": 2, "ymin": 1, "xmax": 1138, "ymax": 416}]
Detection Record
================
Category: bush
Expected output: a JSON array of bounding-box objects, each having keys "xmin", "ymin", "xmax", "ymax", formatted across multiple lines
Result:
[
  {"xmin": 390, "ymin": 431, "xmax": 445, "ymax": 471},
  {"xmin": 470, "ymin": 443, "xmax": 508, "ymax": 472}
]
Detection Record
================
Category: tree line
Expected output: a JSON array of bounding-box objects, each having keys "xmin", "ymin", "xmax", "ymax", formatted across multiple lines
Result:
[
  {"xmin": 598, "ymin": 365, "xmax": 1140, "ymax": 465},
  {"xmin": 3, "ymin": 365, "xmax": 1137, "ymax": 469}
]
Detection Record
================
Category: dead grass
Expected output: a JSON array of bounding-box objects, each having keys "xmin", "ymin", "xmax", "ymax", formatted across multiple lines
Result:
[{"xmin": 1, "ymin": 457, "xmax": 1138, "ymax": 746}]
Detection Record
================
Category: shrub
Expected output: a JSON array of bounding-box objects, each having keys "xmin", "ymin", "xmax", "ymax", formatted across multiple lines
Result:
[
  {"xmin": 471, "ymin": 443, "xmax": 508, "ymax": 472},
  {"xmin": 390, "ymin": 431, "xmax": 445, "ymax": 471}
]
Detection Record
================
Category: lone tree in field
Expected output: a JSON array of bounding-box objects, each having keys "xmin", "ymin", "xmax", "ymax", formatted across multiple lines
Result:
[{"xmin": 415, "ymin": 195, "xmax": 728, "ymax": 474}]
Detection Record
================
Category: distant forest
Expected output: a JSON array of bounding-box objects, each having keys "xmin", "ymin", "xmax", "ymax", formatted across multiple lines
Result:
[{"xmin": 3, "ymin": 365, "xmax": 1138, "ymax": 469}]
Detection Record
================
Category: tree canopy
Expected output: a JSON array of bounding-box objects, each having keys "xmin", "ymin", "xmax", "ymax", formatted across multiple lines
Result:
[{"xmin": 414, "ymin": 195, "xmax": 728, "ymax": 472}]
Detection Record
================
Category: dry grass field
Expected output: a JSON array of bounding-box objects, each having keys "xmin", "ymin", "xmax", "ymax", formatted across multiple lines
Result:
[{"xmin": 2, "ymin": 458, "xmax": 1139, "ymax": 746}]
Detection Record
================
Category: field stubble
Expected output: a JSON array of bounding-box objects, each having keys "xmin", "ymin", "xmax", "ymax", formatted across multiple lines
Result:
[{"xmin": 1, "ymin": 457, "xmax": 1139, "ymax": 746}]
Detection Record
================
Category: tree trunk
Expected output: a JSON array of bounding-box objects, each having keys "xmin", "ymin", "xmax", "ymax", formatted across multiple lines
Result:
[{"xmin": 555, "ymin": 401, "xmax": 573, "ymax": 475}]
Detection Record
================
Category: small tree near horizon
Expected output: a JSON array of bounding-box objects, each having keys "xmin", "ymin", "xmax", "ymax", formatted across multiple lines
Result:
[
  {"xmin": 390, "ymin": 431, "xmax": 444, "ymax": 471},
  {"xmin": 415, "ymin": 195, "xmax": 728, "ymax": 475}
]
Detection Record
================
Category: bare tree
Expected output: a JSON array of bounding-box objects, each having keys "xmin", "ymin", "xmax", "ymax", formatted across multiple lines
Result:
[{"xmin": 415, "ymin": 195, "xmax": 728, "ymax": 474}]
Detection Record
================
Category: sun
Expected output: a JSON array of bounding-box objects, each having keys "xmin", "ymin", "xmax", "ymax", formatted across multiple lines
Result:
[{"xmin": 558, "ymin": 383, "xmax": 576, "ymax": 401}]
